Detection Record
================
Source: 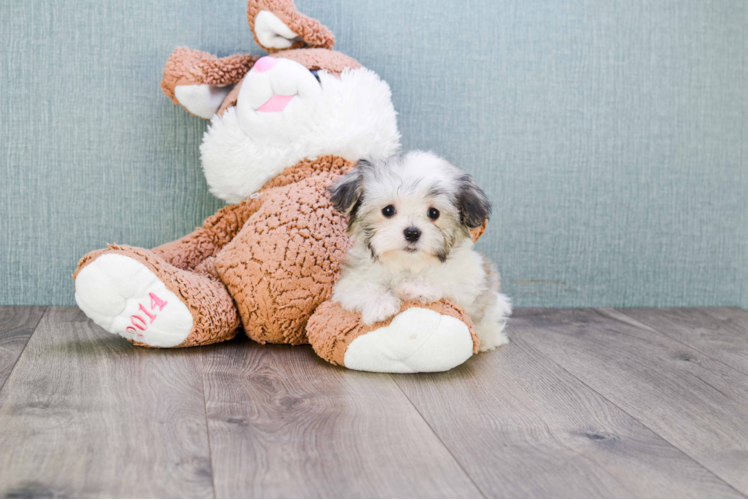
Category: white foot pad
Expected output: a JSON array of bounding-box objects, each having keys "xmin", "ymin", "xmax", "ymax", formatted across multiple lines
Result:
[
  {"xmin": 75, "ymin": 254, "xmax": 193, "ymax": 347},
  {"xmin": 343, "ymin": 308, "xmax": 474, "ymax": 373}
]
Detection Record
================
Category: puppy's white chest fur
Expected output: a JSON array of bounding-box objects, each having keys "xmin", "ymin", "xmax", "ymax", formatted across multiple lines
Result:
[
  {"xmin": 334, "ymin": 240, "xmax": 488, "ymax": 322},
  {"xmin": 385, "ymin": 241, "xmax": 487, "ymax": 314}
]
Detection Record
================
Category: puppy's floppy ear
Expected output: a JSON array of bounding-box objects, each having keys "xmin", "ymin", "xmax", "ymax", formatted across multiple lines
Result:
[
  {"xmin": 456, "ymin": 174, "xmax": 492, "ymax": 229},
  {"xmin": 329, "ymin": 160, "xmax": 368, "ymax": 216}
]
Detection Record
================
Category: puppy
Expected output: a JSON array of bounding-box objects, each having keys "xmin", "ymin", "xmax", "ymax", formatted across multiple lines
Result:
[{"xmin": 329, "ymin": 151, "xmax": 511, "ymax": 351}]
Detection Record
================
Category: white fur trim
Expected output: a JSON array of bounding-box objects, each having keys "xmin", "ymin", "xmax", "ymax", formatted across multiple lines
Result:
[
  {"xmin": 343, "ymin": 308, "xmax": 474, "ymax": 373},
  {"xmin": 75, "ymin": 254, "xmax": 193, "ymax": 348},
  {"xmin": 200, "ymin": 65, "xmax": 401, "ymax": 203},
  {"xmin": 175, "ymin": 84, "xmax": 233, "ymax": 120},
  {"xmin": 254, "ymin": 10, "xmax": 302, "ymax": 49}
]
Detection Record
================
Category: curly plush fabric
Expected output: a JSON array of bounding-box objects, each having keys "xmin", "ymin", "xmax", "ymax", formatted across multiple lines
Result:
[
  {"xmin": 153, "ymin": 199, "xmax": 264, "ymax": 271},
  {"xmin": 307, "ymin": 300, "xmax": 481, "ymax": 366},
  {"xmin": 160, "ymin": 48, "xmax": 258, "ymax": 105},
  {"xmin": 247, "ymin": 0, "xmax": 335, "ymax": 52},
  {"xmin": 215, "ymin": 155, "xmax": 353, "ymax": 345},
  {"xmin": 74, "ymin": 245, "xmax": 241, "ymax": 348},
  {"xmin": 275, "ymin": 49, "xmax": 361, "ymax": 73}
]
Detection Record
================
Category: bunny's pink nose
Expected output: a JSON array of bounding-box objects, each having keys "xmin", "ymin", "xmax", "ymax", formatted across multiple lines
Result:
[{"xmin": 254, "ymin": 56, "xmax": 278, "ymax": 73}]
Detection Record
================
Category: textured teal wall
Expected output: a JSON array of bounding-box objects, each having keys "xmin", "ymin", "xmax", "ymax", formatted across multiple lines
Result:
[{"xmin": 2, "ymin": 0, "xmax": 747, "ymax": 307}]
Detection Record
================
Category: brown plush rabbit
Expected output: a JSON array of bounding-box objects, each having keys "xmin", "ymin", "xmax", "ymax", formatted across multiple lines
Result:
[{"xmin": 74, "ymin": 0, "xmax": 489, "ymax": 373}]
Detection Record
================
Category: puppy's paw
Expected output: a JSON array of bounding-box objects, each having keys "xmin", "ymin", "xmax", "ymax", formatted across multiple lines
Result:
[
  {"xmin": 477, "ymin": 326, "xmax": 509, "ymax": 352},
  {"xmin": 361, "ymin": 294, "xmax": 402, "ymax": 325},
  {"xmin": 476, "ymin": 319, "xmax": 509, "ymax": 352},
  {"xmin": 395, "ymin": 281, "xmax": 443, "ymax": 304}
]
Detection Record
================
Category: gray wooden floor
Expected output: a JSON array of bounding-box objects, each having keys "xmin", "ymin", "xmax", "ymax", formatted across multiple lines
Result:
[{"xmin": 1, "ymin": 307, "xmax": 747, "ymax": 498}]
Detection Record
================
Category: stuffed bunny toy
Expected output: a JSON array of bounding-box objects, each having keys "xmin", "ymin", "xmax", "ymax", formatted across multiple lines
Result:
[{"xmin": 74, "ymin": 0, "xmax": 491, "ymax": 373}]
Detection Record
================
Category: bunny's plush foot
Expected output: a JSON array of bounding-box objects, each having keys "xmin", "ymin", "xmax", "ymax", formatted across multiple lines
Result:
[
  {"xmin": 74, "ymin": 245, "xmax": 240, "ymax": 348},
  {"xmin": 307, "ymin": 300, "xmax": 480, "ymax": 373}
]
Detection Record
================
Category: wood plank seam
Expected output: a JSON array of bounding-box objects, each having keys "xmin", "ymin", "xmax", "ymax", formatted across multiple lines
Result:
[
  {"xmin": 388, "ymin": 373, "xmax": 489, "ymax": 499},
  {"xmin": 0, "ymin": 306, "xmax": 47, "ymax": 396},
  {"xmin": 198, "ymin": 350, "xmax": 218, "ymax": 500},
  {"xmin": 613, "ymin": 308, "xmax": 748, "ymax": 378},
  {"xmin": 518, "ymin": 328, "xmax": 746, "ymax": 498}
]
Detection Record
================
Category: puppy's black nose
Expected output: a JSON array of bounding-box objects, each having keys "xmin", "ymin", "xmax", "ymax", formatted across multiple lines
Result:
[{"xmin": 404, "ymin": 226, "xmax": 421, "ymax": 242}]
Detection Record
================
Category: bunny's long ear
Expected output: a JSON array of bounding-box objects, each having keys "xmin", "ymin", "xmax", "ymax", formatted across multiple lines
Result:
[{"xmin": 247, "ymin": 0, "xmax": 335, "ymax": 52}]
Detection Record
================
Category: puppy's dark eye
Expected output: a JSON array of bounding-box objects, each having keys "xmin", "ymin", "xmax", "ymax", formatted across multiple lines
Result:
[
  {"xmin": 427, "ymin": 208, "xmax": 440, "ymax": 220},
  {"xmin": 382, "ymin": 205, "xmax": 396, "ymax": 218},
  {"xmin": 310, "ymin": 69, "xmax": 321, "ymax": 82}
]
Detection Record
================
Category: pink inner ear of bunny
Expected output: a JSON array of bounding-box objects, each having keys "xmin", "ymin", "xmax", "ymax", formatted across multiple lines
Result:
[{"xmin": 247, "ymin": 0, "xmax": 335, "ymax": 52}]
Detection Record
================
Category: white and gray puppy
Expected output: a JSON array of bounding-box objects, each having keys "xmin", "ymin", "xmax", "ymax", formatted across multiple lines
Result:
[{"xmin": 329, "ymin": 151, "xmax": 511, "ymax": 351}]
